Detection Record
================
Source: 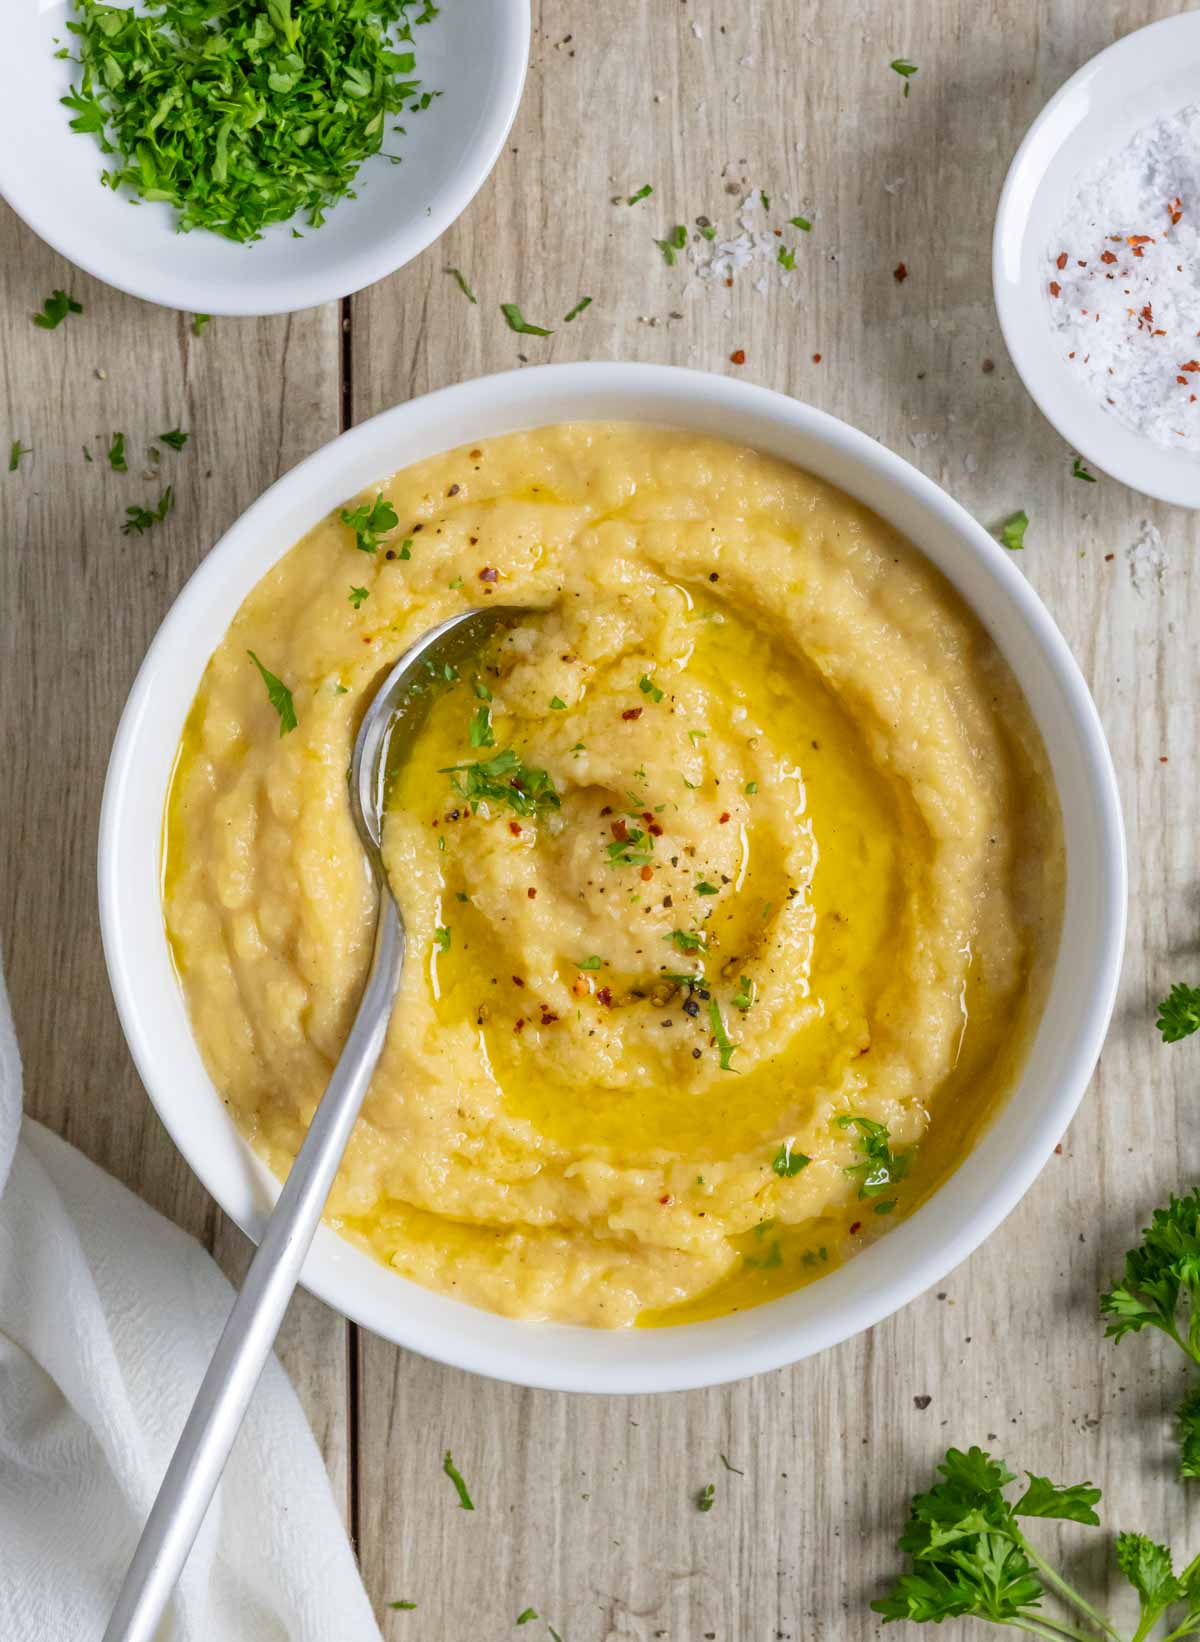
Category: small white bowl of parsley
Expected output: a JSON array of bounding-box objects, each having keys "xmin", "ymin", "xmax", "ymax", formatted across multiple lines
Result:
[{"xmin": 0, "ymin": 0, "xmax": 529, "ymax": 315}]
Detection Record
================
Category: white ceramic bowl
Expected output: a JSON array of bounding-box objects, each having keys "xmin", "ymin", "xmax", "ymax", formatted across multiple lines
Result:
[
  {"xmin": 98, "ymin": 363, "xmax": 1126, "ymax": 1393},
  {"xmin": 994, "ymin": 13, "xmax": 1200, "ymax": 507},
  {"xmin": 0, "ymin": 2, "xmax": 528, "ymax": 316}
]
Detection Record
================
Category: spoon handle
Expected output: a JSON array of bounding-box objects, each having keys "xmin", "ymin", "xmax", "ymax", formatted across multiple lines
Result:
[{"xmin": 103, "ymin": 895, "xmax": 404, "ymax": 1642}]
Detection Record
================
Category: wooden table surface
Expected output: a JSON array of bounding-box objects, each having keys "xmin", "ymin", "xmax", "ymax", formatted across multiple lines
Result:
[{"xmin": 3, "ymin": 2, "xmax": 1198, "ymax": 1637}]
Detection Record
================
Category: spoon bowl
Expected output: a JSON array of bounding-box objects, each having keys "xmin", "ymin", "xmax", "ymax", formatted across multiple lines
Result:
[{"xmin": 103, "ymin": 601, "xmax": 529, "ymax": 1642}]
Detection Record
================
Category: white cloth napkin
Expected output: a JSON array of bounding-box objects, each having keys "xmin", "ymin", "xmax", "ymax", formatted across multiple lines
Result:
[{"xmin": 0, "ymin": 962, "xmax": 382, "ymax": 1642}]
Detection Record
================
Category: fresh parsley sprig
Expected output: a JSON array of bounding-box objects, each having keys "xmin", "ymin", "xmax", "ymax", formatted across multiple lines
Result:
[
  {"xmin": 33, "ymin": 289, "xmax": 82, "ymax": 329},
  {"xmin": 1102, "ymin": 1190, "xmax": 1200, "ymax": 1477},
  {"xmin": 836, "ymin": 1114, "xmax": 910, "ymax": 1214},
  {"xmin": 441, "ymin": 747, "xmax": 560, "ymax": 820},
  {"xmin": 340, "ymin": 493, "xmax": 398, "ymax": 554},
  {"xmin": 1157, "ymin": 984, "xmax": 1200, "ymax": 1044}
]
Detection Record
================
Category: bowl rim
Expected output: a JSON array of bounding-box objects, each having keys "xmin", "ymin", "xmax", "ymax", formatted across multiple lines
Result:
[
  {"xmin": 992, "ymin": 12, "xmax": 1200, "ymax": 508},
  {"xmin": 0, "ymin": 1, "xmax": 530, "ymax": 316},
  {"xmin": 98, "ymin": 362, "xmax": 1127, "ymax": 1393}
]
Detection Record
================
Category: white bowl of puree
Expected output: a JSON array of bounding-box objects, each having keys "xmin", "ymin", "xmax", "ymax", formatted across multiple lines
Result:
[{"xmin": 98, "ymin": 363, "xmax": 1125, "ymax": 1393}]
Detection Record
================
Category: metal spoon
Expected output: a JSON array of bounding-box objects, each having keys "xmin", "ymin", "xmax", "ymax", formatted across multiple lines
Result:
[{"xmin": 104, "ymin": 603, "xmax": 525, "ymax": 1642}]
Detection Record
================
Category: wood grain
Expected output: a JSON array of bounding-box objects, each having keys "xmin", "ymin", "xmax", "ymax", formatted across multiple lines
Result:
[{"xmin": 4, "ymin": 0, "xmax": 1200, "ymax": 1636}]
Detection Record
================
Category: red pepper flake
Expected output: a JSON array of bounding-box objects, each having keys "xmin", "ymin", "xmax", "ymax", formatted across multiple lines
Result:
[
  {"xmin": 1048, "ymin": 281, "xmax": 1061, "ymax": 298},
  {"xmin": 1177, "ymin": 376, "xmax": 1188, "ymax": 386},
  {"xmin": 893, "ymin": 261, "xmax": 908, "ymax": 283},
  {"xmin": 509, "ymin": 820, "xmax": 522, "ymax": 836},
  {"xmin": 1182, "ymin": 360, "xmax": 1200, "ymax": 371},
  {"xmin": 1169, "ymin": 197, "xmax": 1184, "ymax": 225},
  {"xmin": 981, "ymin": 357, "xmax": 995, "ymax": 373},
  {"xmin": 597, "ymin": 987, "xmax": 613, "ymax": 1007},
  {"xmin": 514, "ymin": 1017, "xmax": 525, "ymax": 1033},
  {"xmin": 640, "ymin": 864, "xmax": 653, "ymax": 881},
  {"xmin": 1100, "ymin": 249, "xmax": 1118, "ymax": 264},
  {"xmin": 622, "ymin": 707, "xmax": 643, "ymax": 721},
  {"xmin": 1128, "ymin": 233, "xmax": 1154, "ymax": 246},
  {"xmin": 849, "ymin": 1221, "xmax": 862, "ymax": 1235},
  {"xmin": 729, "ymin": 348, "xmax": 746, "ymax": 365},
  {"xmin": 718, "ymin": 811, "xmax": 731, "ymax": 824},
  {"xmin": 512, "ymin": 975, "xmax": 525, "ymax": 987},
  {"xmin": 724, "ymin": 277, "xmax": 734, "ymax": 289},
  {"xmin": 469, "ymin": 448, "xmax": 482, "ymax": 459},
  {"xmin": 611, "ymin": 818, "xmax": 629, "ymax": 841},
  {"xmin": 1054, "ymin": 1143, "xmax": 1063, "ymax": 1155},
  {"xmin": 659, "ymin": 1194, "xmax": 673, "ymax": 1205},
  {"xmin": 812, "ymin": 352, "xmax": 822, "ymax": 363},
  {"xmin": 478, "ymin": 566, "xmax": 499, "ymax": 583},
  {"xmin": 1104, "ymin": 553, "xmax": 1114, "ymax": 562},
  {"xmin": 527, "ymin": 887, "xmax": 537, "ymax": 899},
  {"xmin": 1055, "ymin": 251, "xmax": 1068, "ymax": 271},
  {"xmin": 1161, "ymin": 756, "xmax": 1170, "ymax": 764},
  {"xmin": 648, "ymin": 822, "xmax": 664, "ymax": 837}
]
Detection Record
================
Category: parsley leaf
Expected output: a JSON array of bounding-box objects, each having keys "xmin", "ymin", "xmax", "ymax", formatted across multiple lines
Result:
[
  {"xmin": 890, "ymin": 57, "xmax": 919, "ymax": 95},
  {"xmin": 666, "ymin": 929, "xmax": 705, "ymax": 953},
  {"xmin": 386, "ymin": 1600, "xmax": 418, "ymax": 1610},
  {"xmin": 732, "ymin": 974, "xmax": 755, "ymax": 1010},
  {"xmin": 8, "ymin": 441, "xmax": 31, "ymax": 473},
  {"xmin": 500, "ymin": 303, "xmax": 553, "ymax": 336},
  {"xmin": 697, "ymin": 1482, "xmax": 715, "ymax": 1512},
  {"xmin": 998, "ymin": 510, "xmax": 1029, "ymax": 551},
  {"xmin": 349, "ymin": 585, "xmax": 370, "ymax": 608},
  {"xmin": 246, "ymin": 650, "xmax": 298, "ymax": 736},
  {"xmin": 469, "ymin": 704, "xmax": 495, "ymax": 748},
  {"xmin": 340, "ymin": 493, "xmax": 398, "ymax": 554},
  {"xmin": 516, "ymin": 1610, "xmax": 538, "ymax": 1625},
  {"xmin": 836, "ymin": 1114, "xmax": 911, "ymax": 1201},
  {"xmin": 107, "ymin": 431, "xmax": 128, "ymax": 472},
  {"xmin": 708, "ymin": 998, "xmax": 737, "ymax": 1071},
  {"xmin": 772, "ymin": 1141, "xmax": 810, "ymax": 1177},
  {"xmin": 33, "ymin": 289, "xmax": 82, "ymax": 329},
  {"xmin": 62, "ymin": 0, "xmax": 437, "ymax": 243},
  {"xmin": 446, "ymin": 266, "xmax": 477, "ymax": 303},
  {"xmin": 434, "ymin": 926, "xmax": 451, "ymax": 953},
  {"xmin": 121, "ymin": 486, "xmax": 174, "ymax": 535},
  {"xmin": 638, "ymin": 673, "xmax": 664, "ymax": 703},
  {"xmin": 627, "ymin": 183, "xmax": 653, "ymax": 205},
  {"xmin": 1072, "ymin": 456, "xmax": 1097, "ymax": 482},
  {"xmin": 158, "ymin": 428, "xmax": 189, "ymax": 451},
  {"xmin": 192, "ymin": 314, "xmax": 211, "ymax": 336},
  {"xmin": 777, "ymin": 245, "xmax": 796, "ymax": 271},
  {"xmin": 1157, "ymin": 982, "xmax": 1200, "ymax": 1043},
  {"xmin": 442, "ymin": 1449, "xmax": 474, "ymax": 1510},
  {"xmin": 655, "ymin": 225, "xmax": 688, "ymax": 265},
  {"xmin": 441, "ymin": 747, "xmax": 561, "ymax": 820},
  {"xmin": 789, "ymin": 215, "xmax": 812, "ymax": 231},
  {"xmin": 563, "ymin": 296, "xmax": 592, "ymax": 322},
  {"xmin": 1012, "ymin": 1474, "xmax": 1101, "ymax": 1524},
  {"xmin": 1115, "ymin": 1532, "xmax": 1182, "ymax": 1631}
]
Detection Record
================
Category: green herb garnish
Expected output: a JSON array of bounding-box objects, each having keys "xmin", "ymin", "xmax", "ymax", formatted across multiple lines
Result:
[
  {"xmin": 516, "ymin": 1611, "xmax": 539, "ymax": 1626},
  {"xmin": 732, "ymin": 975, "xmax": 755, "ymax": 1011},
  {"xmin": 697, "ymin": 1482, "xmax": 716, "ymax": 1512},
  {"xmin": 107, "ymin": 432, "xmax": 128, "ymax": 472},
  {"xmin": 777, "ymin": 245, "xmax": 796, "ymax": 271},
  {"xmin": 708, "ymin": 998, "xmax": 737, "ymax": 1071},
  {"xmin": 999, "ymin": 510, "xmax": 1029, "ymax": 551},
  {"xmin": 158, "ymin": 428, "xmax": 189, "ymax": 451},
  {"xmin": 577, "ymin": 956, "xmax": 602, "ymax": 970},
  {"xmin": 667, "ymin": 929, "xmax": 705, "ymax": 953},
  {"xmin": 192, "ymin": 314, "xmax": 211, "ymax": 336},
  {"xmin": 340, "ymin": 493, "xmax": 398, "ymax": 554},
  {"xmin": 500, "ymin": 303, "xmax": 553, "ymax": 336},
  {"xmin": 469, "ymin": 704, "xmax": 495, "ymax": 748},
  {"xmin": 789, "ymin": 215, "xmax": 812, "ymax": 231},
  {"xmin": 442, "ymin": 747, "xmax": 561, "ymax": 820},
  {"xmin": 696, "ymin": 880, "xmax": 719, "ymax": 896},
  {"xmin": 638, "ymin": 674, "xmax": 664, "ymax": 703},
  {"xmin": 446, "ymin": 266, "xmax": 478, "ymax": 303},
  {"xmin": 387, "ymin": 1601, "xmax": 417, "ymax": 1611},
  {"xmin": 836, "ymin": 1114, "xmax": 910, "ymax": 1201},
  {"xmin": 246, "ymin": 649, "xmax": 297, "ymax": 736},
  {"xmin": 772, "ymin": 1140, "xmax": 810, "ymax": 1177},
  {"xmin": 434, "ymin": 926, "xmax": 451, "ymax": 953},
  {"xmin": 607, "ymin": 827, "xmax": 653, "ymax": 867},
  {"xmin": 1158, "ymin": 983, "xmax": 1200, "ymax": 1043},
  {"xmin": 1072, "ymin": 456, "xmax": 1096, "ymax": 482},
  {"xmin": 627, "ymin": 183, "xmax": 653, "ymax": 205},
  {"xmin": 720, "ymin": 1453, "xmax": 744, "ymax": 1474},
  {"xmin": 122, "ymin": 486, "xmax": 174, "ymax": 535},
  {"xmin": 655, "ymin": 224, "xmax": 688, "ymax": 266},
  {"xmin": 62, "ymin": 0, "xmax": 436, "ymax": 243},
  {"xmin": 442, "ymin": 1449, "xmax": 474, "ymax": 1510},
  {"xmin": 8, "ymin": 441, "xmax": 31, "ymax": 473},
  {"xmin": 348, "ymin": 585, "xmax": 369, "ymax": 608},
  {"xmin": 549, "ymin": 695, "xmax": 567, "ymax": 710},
  {"xmin": 563, "ymin": 296, "xmax": 592, "ymax": 322},
  {"xmin": 744, "ymin": 780, "xmax": 758, "ymax": 794},
  {"xmin": 33, "ymin": 289, "xmax": 82, "ymax": 329},
  {"xmin": 759, "ymin": 189, "xmax": 770, "ymax": 211},
  {"xmin": 889, "ymin": 57, "xmax": 919, "ymax": 95}
]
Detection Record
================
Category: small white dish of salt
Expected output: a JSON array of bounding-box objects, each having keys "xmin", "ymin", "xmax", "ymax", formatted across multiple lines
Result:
[{"xmin": 995, "ymin": 13, "xmax": 1200, "ymax": 507}]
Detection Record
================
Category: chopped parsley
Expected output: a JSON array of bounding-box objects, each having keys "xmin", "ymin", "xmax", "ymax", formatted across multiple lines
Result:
[
  {"xmin": 563, "ymin": 296, "xmax": 592, "ymax": 322},
  {"xmin": 607, "ymin": 827, "xmax": 653, "ymax": 867},
  {"xmin": 576, "ymin": 956, "xmax": 602, "ymax": 970},
  {"xmin": 697, "ymin": 1482, "xmax": 716, "ymax": 1512},
  {"xmin": 696, "ymin": 880, "xmax": 719, "ymax": 896},
  {"xmin": 469, "ymin": 705, "xmax": 495, "ymax": 748},
  {"xmin": 348, "ymin": 585, "xmax": 370, "ymax": 608},
  {"xmin": 1071, "ymin": 455, "xmax": 1097, "ymax": 482},
  {"xmin": 998, "ymin": 509, "xmax": 1029, "ymax": 551},
  {"xmin": 33, "ymin": 289, "xmax": 82, "ymax": 329},
  {"xmin": 107, "ymin": 432, "xmax": 128, "ymax": 472},
  {"xmin": 122, "ymin": 486, "xmax": 174, "ymax": 535},
  {"xmin": 777, "ymin": 244, "xmax": 796, "ymax": 271},
  {"xmin": 549, "ymin": 695, "xmax": 567, "ymax": 710},
  {"xmin": 62, "ymin": 0, "xmax": 437, "ymax": 243},
  {"xmin": 446, "ymin": 266, "xmax": 478, "ymax": 304},
  {"xmin": 158, "ymin": 428, "xmax": 189, "ymax": 451},
  {"xmin": 433, "ymin": 926, "xmax": 451, "ymax": 953},
  {"xmin": 8, "ymin": 441, "xmax": 31, "ymax": 473},
  {"xmin": 192, "ymin": 314, "xmax": 211, "ymax": 336},
  {"xmin": 627, "ymin": 183, "xmax": 653, "ymax": 205},
  {"xmin": 789, "ymin": 215, "xmax": 812, "ymax": 231},
  {"xmin": 246, "ymin": 650, "xmax": 298, "ymax": 736},
  {"xmin": 666, "ymin": 929, "xmax": 705, "ymax": 953},
  {"xmin": 386, "ymin": 1600, "xmax": 417, "ymax": 1610},
  {"xmin": 720, "ymin": 1453, "xmax": 745, "ymax": 1475},
  {"xmin": 516, "ymin": 1611, "xmax": 539, "ymax": 1626},
  {"xmin": 836, "ymin": 1114, "xmax": 910, "ymax": 1205},
  {"xmin": 889, "ymin": 57, "xmax": 919, "ymax": 95},
  {"xmin": 655, "ymin": 224, "xmax": 688, "ymax": 266},
  {"xmin": 732, "ymin": 974, "xmax": 755, "ymax": 1011},
  {"xmin": 442, "ymin": 1449, "xmax": 474, "ymax": 1510},
  {"xmin": 708, "ymin": 998, "xmax": 737, "ymax": 1071},
  {"xmin": 772, "ymin": 1140, "xmax": 810, "ymax": 1177},
  {"xmin": 340, "ymin": 493, "xmax": 398, "ymax": 554},
  {"xmin": 398, "ymin": 538, "xmax": 413, "ymax": 560},
  {"xmin": 760, "ymin": 189, "xmax": 770, "ymax": 211},
  {"xmin": 1157, "ymin": 982, "xmax": 1200, "ymax": 1043},
  {"xmin": 744, "ymin": 780, "xmax": 758, "ymax": 795},
  {"xmin": 638, "ymin": 673, "xmax": 664, "ymax": 703},
  {"xmin": 442, "ymin": 747, "xmax": 561, "ymax": 819},
  {"xmin": 500, "ymin": 303, "xmax": 553, "ymax": 336}
]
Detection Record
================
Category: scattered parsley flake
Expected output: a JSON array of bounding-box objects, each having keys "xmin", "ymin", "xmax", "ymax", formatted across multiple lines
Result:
[
  {"xmin": 696, "ymin": 880, "xmax": 719, "ymax": 896},
  {"xmin": 772, "ymin": 1140, "xmax": 810, "ymax": 1177},
  {"xmin": 637, "ymin": 673, "xmax": 664, "ymax": 703},
  {"xmin": 720, "ymin": 1454, "xmax": 744, "ymax": 1475},
  {"xmin": 445, "ymin": 266, "xmax": 478, "ymax": 303},
  {"xmin": 667, "ymin": 929, "xmax": 705, "ymax": 953},
  {"xmin": 469, "ymin": 704, "xmax": 495, "ymax": 748},
  {"xmin": 246, "ymin": 649, "xmax": 297, "ymax": 736},
  {"xmin": 158, "ymin": 428, "xmax": 189, "ymax": 451},
  {"xmin": 697, "ymin": 1482, "xmax": 716, "ymax": 1512},
  {"xmin": 1071, "ymin": 456, "xmax": 1097, "ymax": 482},
  {"xmin": 890, "ymin": 57, "xmax": 919, "ymax": 95},
  {"xmin": 348, "ymin": 585, "xmax": 369, "ymax": 608},
  {"xmin": 577, "ymin": 956, "xmax": 602, "ymax": 970},
  {"xmin": 760, "ymin": 189, "xmax": 770, "ymax": 211},
  {"xmin": 107, "ymin": 431, "xmax": 128, "ymax": 472},
  {"xmin": 122, "ymin": 485, "xmax": 174, "ymax": 535},
  {"xmin": 836, "ymin": 1114, "xmax": 911, "ymax": 1200},
  {"xmin": 549, "ymin": 695, "xmax": 567, "ymax": 711},
  {"xmin": 708, "ymin": 998, "xmax": 737, "ymax": 1071},
  {"xmin": 999, "ymin": 509, "xmax": 1029, "ymax": 551},
  {"xmin": 33, "ymin": 289, "xmax": 82, "ymax": 329},
  {"xmin": 744, "ymin": 780, "xmax": 758, "ymax": 794},
  {"xmin": 500, "ymin": 302, "xmax": 553, "ymax": 336},
  {"xmin": 1157, "ymin": 982, "xmax": 1200, "ymax": 1043},
  {"xmin": 8, "ymin": 441, "xmax": 31, "ymax": 473},
  {"xmin": 778, "ymin": 244, "xmax": 796, "ymax": 271},
  {"xmin": 627, "ymin": 183, "xmax": 653, "ymax": 205},
  {"xmin": 442, "ymin": 1449, "xmax": 474, "ymax": 1509},
  {"xmin": 434, "ymin": 926, "xmax": 451, "ymax": 953},
  {"xmin": 192, "ymin": 314, "xmax": 211, "ymax": 336},
  {"xmin": 441, "ymin": 746, "xmax": 560, "ymax": 820},
  {"xmin": 516, "ymin": 1611, "xmax": 539, "ymax": 1626},
  {"xmin": 732, "ymin": 974, "xmax": 755, "ymax": 1011},
  {"xmin": 563, "ymin": 295, "xmax": 592, "ymax": 322},
  {"xmin": 789, "ymin": 215, "xmax": 812, "ymax": 231},
  {"xmin": 387, "ymin": 1600, "xmax": 417, "ymax": 1611}
]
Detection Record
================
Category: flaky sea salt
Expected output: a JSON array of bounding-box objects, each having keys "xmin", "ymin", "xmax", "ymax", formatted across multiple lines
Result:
[
  {"xmin": 1048, "ymin": 104, "xmax": 1200, "ymax": 453},
  {"xmin": 1128, "ymin": 520, "xmax": 1169, "ymax": 593}
]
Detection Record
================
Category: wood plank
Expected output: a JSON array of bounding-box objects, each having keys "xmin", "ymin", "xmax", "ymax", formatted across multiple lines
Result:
[
  {"xmin": 0, "ymin": 201, "xmax": 351, "ymax": 1514},
  {"xmin": 351, "ymin": 1, "xmax": 1200, "ymax": 1637}
]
